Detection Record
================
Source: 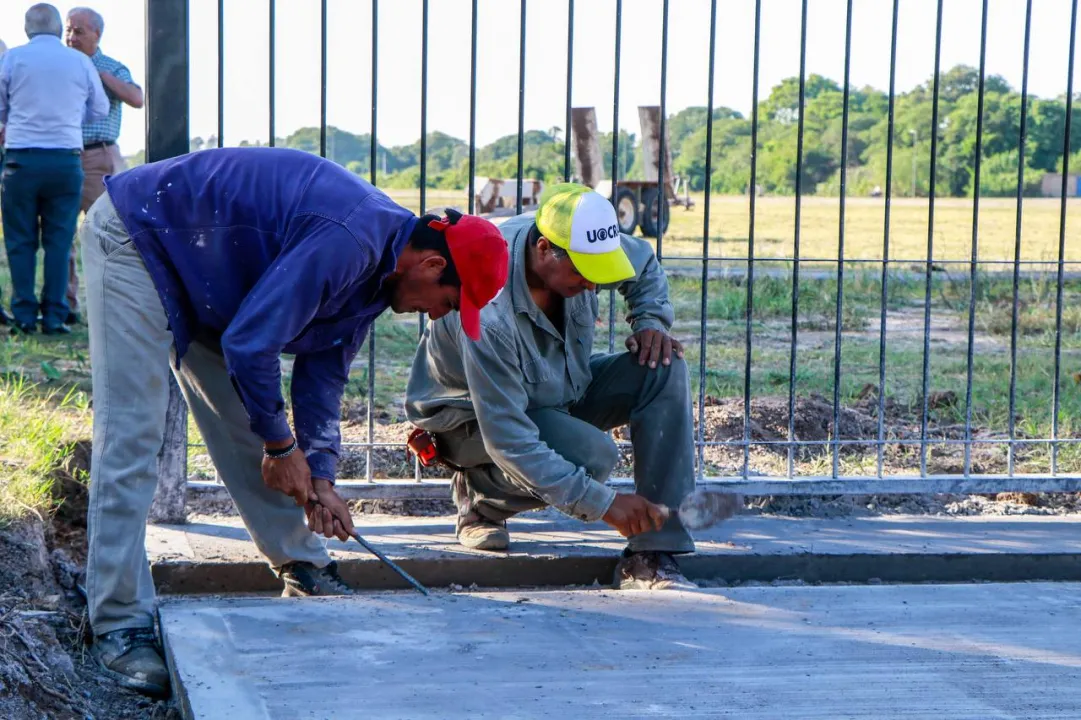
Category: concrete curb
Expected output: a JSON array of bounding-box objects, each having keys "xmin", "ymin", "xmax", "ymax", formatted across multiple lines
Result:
[{"xmin": 151, "ymin": 551, "xmax": 1081, "ymax": 594}]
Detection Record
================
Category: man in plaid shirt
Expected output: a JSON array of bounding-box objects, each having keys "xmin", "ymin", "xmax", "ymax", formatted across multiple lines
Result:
[{"xmin": 65, "ymin": 7, "xmax": 142, "ymax": 324}]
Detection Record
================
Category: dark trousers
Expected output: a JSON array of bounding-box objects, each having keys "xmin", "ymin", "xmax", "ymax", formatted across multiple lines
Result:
[{"xmin": 0, "ymin": 149, "xmax": 83, "ymax": 328}]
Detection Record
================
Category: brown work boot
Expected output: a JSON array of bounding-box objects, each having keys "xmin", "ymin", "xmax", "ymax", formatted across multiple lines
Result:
[
  {"xmin": 456, "ymin": 511, "xmax": 510, "ymax": 551},
  {"xmin": 91, "ymin": 627, "xmax": 171, "ymax": 698},
  {"xmin": 614, "ymin": 550, "xmax": 698, "ymax": 591},
  {"xmin": 278, "ymin": 560, "xmax": 357, "ymax": 597}
]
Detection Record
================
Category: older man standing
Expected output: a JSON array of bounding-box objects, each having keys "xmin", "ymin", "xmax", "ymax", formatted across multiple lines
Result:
[
  {"xmin": 0, "ymin": 3, "xmax": 108, "ymax": 335},
  {"xmin": 64, "ymin": 6, "xmax": 142, "ymax": 325}
]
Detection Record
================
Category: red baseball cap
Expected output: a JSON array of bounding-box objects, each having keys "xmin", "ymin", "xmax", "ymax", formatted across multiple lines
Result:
[{"xmin": 427, "ymin": 210, "xmax": 508, "ymax": 341}]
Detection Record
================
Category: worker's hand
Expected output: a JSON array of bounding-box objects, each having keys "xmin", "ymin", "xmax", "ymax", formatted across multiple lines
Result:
[
  {"xmin": 602, "ymin": 493, "xmax": 670, "ymax": 538},
  {"xmin": 305, "ymin": 478, "xmax": 356, "ymax": 542},
  {"xmin": 261, "ymin": 439, "xmax": 318, "ymax": 507},
  {"xmin": 625, "ymin": 329, "xmax": 683, "ymax": 370}
]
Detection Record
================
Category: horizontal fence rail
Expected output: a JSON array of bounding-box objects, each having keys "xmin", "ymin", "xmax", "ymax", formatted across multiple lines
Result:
[{"xmin": 157, "ymin": 0, "xmax": 1081, "ymax": 496}]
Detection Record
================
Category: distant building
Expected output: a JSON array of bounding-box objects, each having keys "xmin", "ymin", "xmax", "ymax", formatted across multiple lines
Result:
[{"xmin": 1041, "ymin": 173, "xmax": 1081, "ymax": 198}]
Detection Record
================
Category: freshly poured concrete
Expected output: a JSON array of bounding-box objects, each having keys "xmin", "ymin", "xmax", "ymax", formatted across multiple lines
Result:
[
  {"xmin": 147, "ymin": 512, "xmax": 1081, "ymax": 592},
  {"xmin": 161, "ymin": 582, "xmax": 1081, "ymax": 719}
]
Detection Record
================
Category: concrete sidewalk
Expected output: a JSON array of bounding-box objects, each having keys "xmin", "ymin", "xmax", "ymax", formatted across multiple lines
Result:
[
  {"xmin": 147, "ymin": 511, "xmax": 1081, "ymax": 593},
  {"xmin": 160, "ymin": 582, "xmax": 1081, "ymax": 719}
]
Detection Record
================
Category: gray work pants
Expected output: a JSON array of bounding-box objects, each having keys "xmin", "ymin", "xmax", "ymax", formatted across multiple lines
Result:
[
  {"xmin": 439, "ymin": 352, "xmax": 696, "ymax": 553},
  {"xmin": 81, "ymin": 192, "xmax": 329, "ymax": 636}
]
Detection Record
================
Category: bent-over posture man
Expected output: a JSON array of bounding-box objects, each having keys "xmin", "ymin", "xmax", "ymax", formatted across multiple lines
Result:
[
  {"xmin": 406, "ymin": 182, "xmax": 697, "ymax": 590},
  {"xmin": 83, "ymin": 146, "xmax": 508, "ymax": 697}
]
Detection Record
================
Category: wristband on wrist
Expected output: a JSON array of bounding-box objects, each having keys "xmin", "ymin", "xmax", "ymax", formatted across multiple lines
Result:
[{"xmin": 264, "ymin": 438, "xmax": 297, "ymax": 460}]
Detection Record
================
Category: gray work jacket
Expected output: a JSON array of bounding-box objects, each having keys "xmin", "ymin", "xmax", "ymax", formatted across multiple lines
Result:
[{"xmin": 404, "ymin": 212, "xmax": 675, "ymax": 521}]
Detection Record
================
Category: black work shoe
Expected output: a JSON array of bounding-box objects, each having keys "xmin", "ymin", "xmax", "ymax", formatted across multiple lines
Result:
[
  {"xmin": 614, "ymin": 550, "xmax": 698, "ymax": 591},
  {"xmin": 278, "ymin": 560, "xmax": 356, "ymax": 597},
  {"xmin": 91, "ymin": 627, "xmax": 171, "ymax": 698}
]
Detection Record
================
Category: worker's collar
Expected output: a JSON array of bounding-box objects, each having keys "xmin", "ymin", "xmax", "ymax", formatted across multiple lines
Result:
[
  {"xmin": 29, "ymin": 34, "xmax": 62, "ymax": 43},
  {"xmin": 508, "ymin": 215, "xmax": 541, "ymax": 320}
]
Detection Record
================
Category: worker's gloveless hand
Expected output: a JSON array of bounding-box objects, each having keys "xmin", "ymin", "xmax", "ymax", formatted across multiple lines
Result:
[
  {"xmin": 261, "ymin": 442, "xmax": 318, "ymax": 507},
  {"xmin": 625, "ymin": 329, "xmax": 684, "ymax": 370},
  {"xmin": 602, "ymin": 493, "xmax": 669, "ymax": 538},
  {"xmin": 305, "ymin": 478, "xmax": 356, "ymax": 542}
]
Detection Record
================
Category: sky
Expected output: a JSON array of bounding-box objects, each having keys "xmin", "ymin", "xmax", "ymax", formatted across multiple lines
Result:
[{"xmin": 2, "ymin": 0, "xmax": 1080, "ymax": 156}]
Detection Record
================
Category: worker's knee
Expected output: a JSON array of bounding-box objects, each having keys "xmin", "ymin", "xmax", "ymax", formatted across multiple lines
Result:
[{"xmin": 582, "ymin": 432, "xmax": 620, "ymax": 483}]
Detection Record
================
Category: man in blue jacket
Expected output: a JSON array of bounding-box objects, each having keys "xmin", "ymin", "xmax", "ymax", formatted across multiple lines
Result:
[{"xmin": 80, "ymin": 146, "xmax": 508, "ymax": 697}]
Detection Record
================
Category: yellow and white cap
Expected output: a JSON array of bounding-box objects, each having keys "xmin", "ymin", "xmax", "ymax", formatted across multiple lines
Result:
[{"xmin": 535, "ymin": 182, "xmax": 635, "ymax": 285}]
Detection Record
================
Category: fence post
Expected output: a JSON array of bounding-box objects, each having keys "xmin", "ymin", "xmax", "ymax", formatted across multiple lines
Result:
[{"xmin": 145, "ymin": 0, "xmax": 190, "ymax": 525}]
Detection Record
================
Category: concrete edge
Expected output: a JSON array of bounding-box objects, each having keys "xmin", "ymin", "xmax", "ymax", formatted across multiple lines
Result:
[{"xmin": 151, "ymin": 552, "xmax": 1081, "ymax": 595}]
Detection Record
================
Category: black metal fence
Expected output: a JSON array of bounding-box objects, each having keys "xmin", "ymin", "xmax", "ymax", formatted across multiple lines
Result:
[{"xmin": 149, "ymin": 0, "xmax": 1081, "ymax": 496}]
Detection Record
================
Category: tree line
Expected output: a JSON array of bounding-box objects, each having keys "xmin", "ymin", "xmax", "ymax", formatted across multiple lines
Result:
[{"xmin": 135, "ymin": 64, "xmax": 1081, "ymax": 198}]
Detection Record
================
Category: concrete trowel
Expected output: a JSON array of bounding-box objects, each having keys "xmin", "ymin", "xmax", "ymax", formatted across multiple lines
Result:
[{"xmin": 659, "ymin": 489, "xmax": 744, "ymax": 531}]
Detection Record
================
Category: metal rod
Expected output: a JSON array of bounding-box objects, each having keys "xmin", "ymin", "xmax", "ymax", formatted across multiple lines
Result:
[
  {"xmin": 564, "ymin": 0, "xmax": 574, "ymax": 182},
  {"xmin": 609, "ymin": 0, "xmax": 622, "ymax": 355},
  {"xmin": 830, "ymin": 0, "xmax": 854, "ymax": 479},
  {"xmin": 787, "ymin": 0, "xmax": 809, "ymax": 480},
  {"xmin": 920, "ymin": 0, "xmax": 945, "ymax": 478},
  {"xmin": 367, "ymin": 0, "xmax": 378, "ymax": 484},
  {"xmin": 963, "ymin": 0, "xmax": 990, "ymax": 477},
  {"xmin": 1008, "ymin": 0, "xmax": 1034, "ymax": 476},
  {"xmin": 742, "ymin": 0, "xmax": 762, "ymax": 479},
  {"xmin": 320, "ymin": 0, "xmax": 327, "ymax": 158},
  {"xmin": 656, "ymin": 0, "xmax": 669, "ymax": 261},
  {"xmin": 468, "ymin": 0, "xmax": 478, "ymax": 214},
  {"xmin": 877, "ymin": 0, "xmax": 901, "ymax": 479},
  {"xmin": 268, "ymin": 0, "xmax": 275, "ymax": 147},
  {"xmin": 697, "ymin": 0, "xmax": 718, "ymax": 481},
  {"xmin": 217, "ymin": 0, "xmax": 224, "ymax": 146},
  {"xmin": 349, "ymin": 531, "xmax": 429, "ymax": 596},
  {"xmin": 516, "ymin": 0, "xmax": 527, "ymax": 214},
  {"xmin": 1052, "ymin": 0, "xmax": 1079, "ymax": 475}
]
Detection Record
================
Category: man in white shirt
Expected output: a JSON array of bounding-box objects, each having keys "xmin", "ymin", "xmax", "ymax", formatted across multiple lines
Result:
[{"xmin": 0, "ymin": 3, "xmax": 108, "ymax": 334}]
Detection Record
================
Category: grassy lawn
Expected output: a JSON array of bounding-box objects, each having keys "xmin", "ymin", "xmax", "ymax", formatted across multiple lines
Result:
[{"xmin": 2, "ymin": 193, "xmax": 1080, "ymax": 519}]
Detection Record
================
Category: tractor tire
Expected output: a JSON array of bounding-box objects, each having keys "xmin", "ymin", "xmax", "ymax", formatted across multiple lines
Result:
[
  {"xmin": 640, "ymin": 187, "xmax": 670, "ymax": 238},
  {"xmin": 613, "ymin": 187, "xmax": 639, "ymax": 235}
]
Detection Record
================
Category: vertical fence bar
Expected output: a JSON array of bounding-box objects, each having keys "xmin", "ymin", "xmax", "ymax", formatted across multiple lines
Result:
[
  {"xmin": 320, "ymin": 0, "xmax": 327, "ymax": 158},
  {"xmin": 1052, "ymin": 0, "xmax": 1079, "ymax": 475},
  {"xmin": 268, "ymin": 0, "xmax": 275, "ymax": 146},
  {"xmin": 468, "ymin": 0, "xmax": 478, "ymax": 214},
  {"xmin": 830, "ymin": 0, "xmax": 854, "ymax": 478},
  {"xmin": 565, "ymin": 0, "xmax": 574, "ymax": 182},
  {"xmin": 367, "ymin": 0, "xmax": 379, "ymax": 483},
  {"xmin": 697, "ymin": 0, "xmax": 718, "ymax": 480},
  {"xmin": 415, "ymin": 0, "xmax": 429, "ymax": 483},
  {"xmin": 920, "ymin": 0, "xmax": 945, "ymax": 477},
  {"xmin": 609, "ymin": 0, "xmax": 622, "ymax": 353},
  {"xmin": 786, "ymin": 0, "xmax": 809, "ymax": 479},
  {"xmin": 1008, "ymin": 0, "xmax": 1034, "ymax": 477},
  {"xmin": 742, "ymin": 0, "xmax": 762, "ymax": 478},
  {"xmin": 962, "ymin": 0, "xmax": 990, "ymax": 476},
  {"xmin": 217, "ymin": 0, "xmax": 224, "ymax": 146},
  {"xmin": 877, "ymin": 0, "xmax": 901, "ymax": 479},
  {"xmin": 656, "ymin": 0, "xmax": 669, "ymax": 261},
  {"xmin": 516, "ymin": 0, "xmax": 527, "ymax": 213}
]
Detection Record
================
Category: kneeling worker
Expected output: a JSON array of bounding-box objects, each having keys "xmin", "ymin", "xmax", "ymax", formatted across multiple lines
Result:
[
  {"xmin": 406, "ymin": 182, "xmax": 697, "ymax": 591},
  {"xmin": 82, "ymin": 146, "xmax": 508, "ymax": 696}
]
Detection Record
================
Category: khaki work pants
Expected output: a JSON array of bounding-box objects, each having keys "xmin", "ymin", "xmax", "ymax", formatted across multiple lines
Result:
[
  {"xmin": 438, "ymin": 352, "xmax": 697, "ymax": 554},
  {"xmin": 69, "ymin": 144, "xmax": 126, "ymax": 314},
  {"xmin": 81, "ymin": 192, "xmax": 329, "ymax": 635}
]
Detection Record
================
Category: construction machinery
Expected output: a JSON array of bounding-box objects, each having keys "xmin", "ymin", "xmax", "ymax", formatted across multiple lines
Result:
[{"xmin": 571, "ymin": 105, "xmax": 694, "ymax": 238}]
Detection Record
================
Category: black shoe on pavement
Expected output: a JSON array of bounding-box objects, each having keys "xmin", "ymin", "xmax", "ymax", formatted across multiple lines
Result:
[
  {"xmin": 613, "ymin": 550, "xmax": 698, "ymax": 591},
  {"xmin": 91, "ymin": 627, "xmax": 171, "ymax": 698},
  {"xmin": 278, "ymin": 560, "xmax": 357, "ymax": 597}
]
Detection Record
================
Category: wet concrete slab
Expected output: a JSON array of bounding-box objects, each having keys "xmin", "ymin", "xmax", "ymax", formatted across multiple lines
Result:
[
  {"xmin": 147, "ymin": 511, "xmax": 1081, "ymax": 593},
  {"xmin": 160, "ymin": 582, "xmax": 1081, "ymax": 719}
]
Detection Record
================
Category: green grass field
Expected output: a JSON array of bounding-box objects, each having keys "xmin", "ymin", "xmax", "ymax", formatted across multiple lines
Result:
[{"xmin": 2, "ymin": 193, "xmax": 1080, "ymax": 520}]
